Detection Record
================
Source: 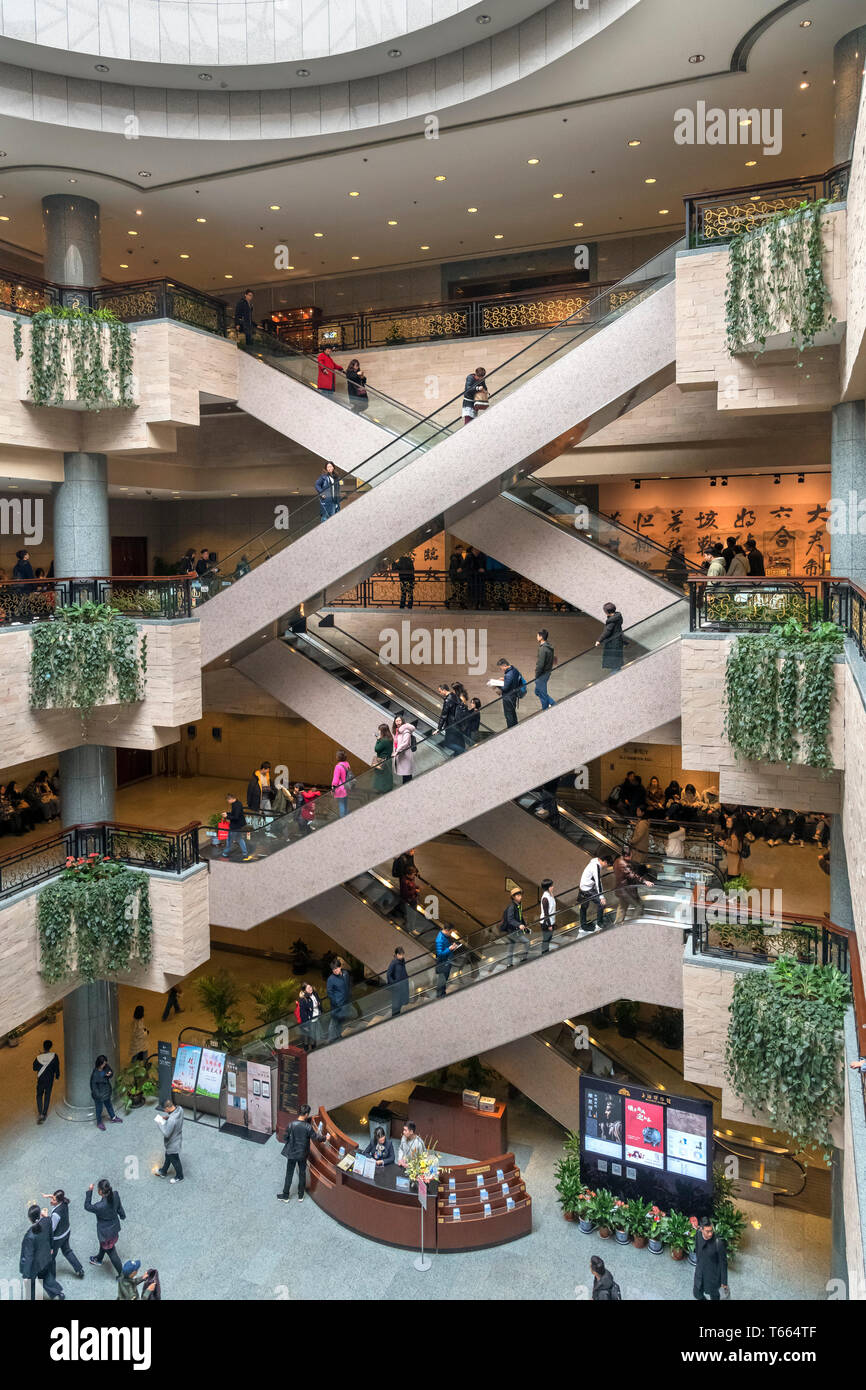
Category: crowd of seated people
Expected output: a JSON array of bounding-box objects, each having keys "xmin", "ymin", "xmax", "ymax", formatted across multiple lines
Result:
[{"xmin": 0, "ymin": 770, "xmax": 60, "ymax": 840}]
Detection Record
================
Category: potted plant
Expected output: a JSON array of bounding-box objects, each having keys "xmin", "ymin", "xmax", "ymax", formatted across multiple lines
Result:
[
  {"xmin": 587, "ymin": 1187, "xmax": 617, "ymax": 1238},
  {"xmin": 625, "ymin": 1196, "xmax": 653, "ymax": 1248},
  {"xmin": 612, "ymin": 1198, "xmax": 630, "ymax": 1244},
  {"xmin": 291, "ymin": 938, "xmax": 313, "ymax": 973},
  {"xmin": 575, "ymin": 1188, "xmax": 596, "ymax": 1234},
  {"xmin": 688, "ymin": 1215, "xmax": 700, "ymax": 1264},
  {"xmin": 660, "ymin": 1209, "xmax": 693, "ymax": 1260},
  {"xmin": 115, "ymin": 1056, "xmax": 157, "ymax": 1112},
  {"xmin": 554, "ymin": 1154, "xmax": 583, "ymax": 1222},
  {"xmin": 648, "ymin": 1205, "xmax": 666, "ymax": 1253},
  {"xmin": 711, "ymin": 1204, "xmax": 747, "ymax": 1258},
  {"xmin": 615, "ymin": 998, "xmax": 639, "ymax": 1038},
  {"xmin": 206, "ymin": 813, "xmax": 223, "ymax": 845},
  {"xmin": 195, "ymin": 970, "xmax": 244, "ymax": 1050}
]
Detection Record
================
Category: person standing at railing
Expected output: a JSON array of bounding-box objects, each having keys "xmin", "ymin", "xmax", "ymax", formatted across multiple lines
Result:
[
  {"xmin": 316, "ymin": 348, "xmax": 343, "ymax": 392},
  {"xmin": 234, "ymin": 289, "xmax": 255, "ymax": 344},
  {"xmin": 394, "ymin": 551, "xmax": 415, "ymax": 609},
  {"xmin": 727, "ymin": 545, "xmax": 749, "ymax": 577},
  {"xmin": 315, "ymin": 461, "xmax": 342, "ymax": 522},
  {"xmin": 746, "ymin": 538, "xmax": 765, "ymax": 575},
  {"xmin": 345, "ymin": 358, "xmax": 370, "ymax": 413},
  {"xmin": 706, "ymin": 544, "xmax": 726, "ymax": 578},
  {"xmin": 664, "ymin": 541, "xmax": 689, "ymax": 591}
]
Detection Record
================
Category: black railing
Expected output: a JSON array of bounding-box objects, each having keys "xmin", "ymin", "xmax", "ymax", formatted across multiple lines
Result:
[
  {"xmin": 0, "ymin": 575, "xmax": 193, "ymax": 627},
  {"xmin": 0, "ymin": 270, "xmax": 226, "ymax": 337},
  {"xmin": 326, "ymin": 567, "xmax": 573, "ymax": 611},
  {"xmin": 686, "ymin": 576, "xmax": 866, "ymax": 644},
  {"xmin": 684, "ymin": 162, "xmax": 851, "ymax": 248},
  {"xmin": 692, "ymin": 899, "xmax": 850, "ymax": 974},
  {"xmin": 0, "ymin": 820, "xmax": 201, "ymax": 901}
]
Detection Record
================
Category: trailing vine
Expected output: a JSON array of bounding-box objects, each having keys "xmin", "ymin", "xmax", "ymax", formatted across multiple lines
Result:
[
  {"xmin": 37, "ymin": 854, "xmax": 153, "ymax": 985},
  {"xmin": 724, "ymin": 618, "xmax": 843, "ymax": 768},
  {"xmin": 725, "ymin": 957, "xmax": 850, "ymax": 1159},
  {"xmin": 30, "ymin": 601, "xmax": 147, "ymax": 723},
  {"xmin": 14, "ymin": 305, "xmax": 134, "ymax": 409},
  {"xmin": 725, "ymin": 199, "xmax": 836, "ymax": 361}
]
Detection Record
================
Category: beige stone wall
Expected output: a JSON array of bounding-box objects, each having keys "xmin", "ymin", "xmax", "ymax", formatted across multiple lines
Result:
[
  {"xmin": 0, "ymin": 865, "xmax": 210, "ymax": 1037},
  {"xmin": 675, "ymin": 209, "xmax": 847, "ymax": 413},
  {"xmin": 680, "ymin": 636, "xmax": 844, "ymax": 811},
  {"xmin": 682, "ymin": 953, "xmax": 773, "ymax": 1126},
  {"xmin": 843, "ymin": 665, "xmax": 866, "ymax": 968},
  {"xmin": 0, "ymin": 619, "xmax": 201, "ymax": 764},
  {"xmin": 843, "ymin": 73, "xmax": 866, "ymax": 400}
]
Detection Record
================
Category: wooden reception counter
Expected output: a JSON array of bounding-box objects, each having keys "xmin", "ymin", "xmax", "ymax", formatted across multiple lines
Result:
[
  {"xmin": 409, "ymin": 1084, "xmax": 507, "ymax": 1160},
  {"xmin": 308, "ymin": 1108, "xmax": 531, "ymax": 1252}
]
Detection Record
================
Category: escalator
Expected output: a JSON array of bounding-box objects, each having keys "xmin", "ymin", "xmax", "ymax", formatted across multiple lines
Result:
[
  {"xmin": 206, "ymin": 600, "xmax": 686, "ymax": 925},
  {"xmin": 199, "ymin": 240, "xmax": 682, "ymax": 666}
]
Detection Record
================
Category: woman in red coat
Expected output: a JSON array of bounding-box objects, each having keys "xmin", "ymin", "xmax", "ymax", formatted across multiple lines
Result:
[{"xmin": 316, "ymin": 351, "xmax": 343, "ymax": 392}]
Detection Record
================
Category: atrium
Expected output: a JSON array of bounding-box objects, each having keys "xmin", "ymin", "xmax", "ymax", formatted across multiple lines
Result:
[{"xmin": 0, "ymin": 0, "xmax": 864, "ymax": 1344}]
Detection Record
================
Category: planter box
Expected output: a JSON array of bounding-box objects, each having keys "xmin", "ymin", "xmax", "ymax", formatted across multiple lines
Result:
[{"xmin": 17, "ymin": 320, "xmax": 138, "ymax": 411}]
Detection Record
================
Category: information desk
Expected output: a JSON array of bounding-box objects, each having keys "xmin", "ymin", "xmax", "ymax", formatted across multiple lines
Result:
[
  {"xmin": 409, "ymin": 1084, "xmax": 507, "ymax": 1160},
  {"xmin": 308, "ymin": 1109, "xmax": 531, "ymax": 1252}
]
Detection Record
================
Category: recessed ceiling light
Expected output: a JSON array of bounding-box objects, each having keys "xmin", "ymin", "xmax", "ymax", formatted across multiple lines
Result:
[
  {"xmin": 314, "ymin": 231, "xmax": 324, "ymax": 237},
  {"xmin": 348, "ymin": 191, "xmax": 360, "ymax": 197},
  {"xmin": 552, "ymin": 192, "xmax": 564, "ymax": 199},
  {"xmin": 493, "ymin": 233, "xmax": 504, "ymax": 239},
  {"xmin": 287, "ymin": 265, "xmax": 294, "ymax": 270},
  {"xmin": 269, "ymin": 204, "xmax": 281, "ymax": 210},
  {"xmin": 198, "ymin": 72, "xmax": 212, "ymax": 81},
  {"xmin": 387, "ymin": 49, "xmax": 402, "ymax": 57},
  {"xmin": 68, "ymin": 177, "xmax": 78, "ymax": 184},
  {"xmin": 135, "ymin": 209, "xmax": 143, "ymax": 215},
  {"xmin": 296, "ymin": 68, "xmax": 310, "ymax": 77},
  {"xmin": 419, "ymin": 244, "xmax": 430, "ymax": 250},
  {"xmin": 179, "ymin": 253, "xmax": 190, "ymax": 258},
  {"xmin": 387, "ymin": 219, "xmax": 398, "ymax": 225},
  {"xmin": 0, "ymin": 215, "xmax": 11, "ymax": 221},
  {"xmin": 745, "ymin": 159, "xmax": 757, "ymax": 167},
  {"xmin": 0, "ymin": 152, "xmax": 6, "ymax": 158},
  {"xmin": 688, "ymin": 53, "xmax": 705, "ymax": 63},
  {"xmin": 94, "ymin": 63, "xmax": 109, "ymax": 72},
  {"xmin": 573, "ymin": 221, "xmax": 584, "ymax": 227},
  {"xmin": 196, "ymin": 217, "xmax": 207, "ymax": 223},
  {"xmin": 467, "ymin": 207, "xmax": 478, "ymax": 213},
  {"xmin": 658, "ymin": 208, "xmax": 670, "ymax": 214},
  {"xmin": 476, "ymin": 13, "xmax": 491, "ymax": 22},
  {"xmin": 244, "ymin": 242, "xmax": 254, "ymax": 248},
  {"xmin": 138, "ymin": 171, "xmax": 151, "ymax": 178},
  {"xmin": 127, "ymin": 230, "xmax": 138, "ymax": 235},
  {"xmin": 799, "ymin": 80, "xmax": 810, "ymax": 89},
  {"xmin": 119, "ymin": 263, "xmax": 128, "ymax": 268},
  {"xmin": 800, "ymin": 18, "xmax": 812, "ymax": 26},
  {"xmin": 224, "ymin": 273, "xmax": 233, "ymax": 278},
  {"xmin": 627, "ymin": 139, "xmax": 641, "ymax": 147},
  {"xmin": 644, "ymin": 177, "xmax": 657, "ymax": 184},
  {"xmin": 434, "ymin": 174, "xmax": 446, "ymax": 181},
  {"xmin": 351, "ymin": 255, "xmax": 360, "ymax": 259},
  {"xmin": 527, "ymin": 157, "xmax": 540, "ymax": 165}
]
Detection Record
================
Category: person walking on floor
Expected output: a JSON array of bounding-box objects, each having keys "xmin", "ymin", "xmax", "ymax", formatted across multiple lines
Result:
[
  {"xmin": 331, "ymin": 750, "xmax": 352, "ymax": 818},
  {"xmin": 579, "ymin": 855, "xmax": 612, "ymax": 932},
  {"xmin": 117, "ymin": 1259, "xmax": 146, "ymax": 1300},
  {"xmin": 534, "ymin": 629, "xmax": 557, "ymax": 711},
  {"xmin": 595, "ymin": 602, "xmax": 625, "ymax": 672},
  {"xmin": 277, "ymin": 1104, "xmax": 318, "ymax": 1202},
  {"xmin": 130, "ymin": 1004, "xmax": 149, "ymax": 1062},
  {"xmin": 33, "ymin": 1038, "xmax": 60, "ymax": 1124},
  {"xmin": 591, "ymin": 1254, "xmax": 622, "ymax": 1300},
  {"xmin": 315, "ymin": 461, "xmax": 342, "ymax": 522},
  {"xmin": 539, "ymin": 879, "xmax": 557, "ymax": 955},
  {"xmin": 693, "ymin": 1217, "xmax": 729, "ymax": 1301},
  {"xmin": 221, "ymin": 792, "xmax": 250, "ymax": 859},
  {"xmin": 435, "ymin": 925, "xmax": 461, "ymax": 997},
  {"xmin": 393, "ymin": 715, "xmax": 416, "ymax": 783},
  {"xmin": 162, "ymin": 984, "xmax": 183, "ymax": 1021},
  {"xmin": 20, "ymin": 1203, "xmax": 64, "ymax": 1300},
  {"xmin": 42, "ymin": 1190, "xmax": 84, "ymax": 1278},
  {"xmin": 327, "ymin": 959, "xmax": 353, "ymax": 1040},
  {"xmin": 387, "ymin": 947, "xmax": 410, "ymax": 1017},
  {"xmin": 154, "ymin": 1098, "xmax": 184, "ymax": 1183},
  {"xmin": 86, "ymin": 1179, "xmax": 126, "ymax": 1276},
  {"xmin": 90, "ymin": 1056, "xmax": 122, "ymax": 1131},
  {"xmin": 501, "ymin": 887, "xmax": 531, "ymax": 968}
]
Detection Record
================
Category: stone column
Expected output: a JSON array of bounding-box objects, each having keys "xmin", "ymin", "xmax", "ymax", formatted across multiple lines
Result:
[
  {"xmin": 830, "ymin": 401, "xmax": 866, "ymax": 586},
  {"xmin": 54, "ymin": 452, "xmax": 110, "ymax": 577},
  {"xmin": 829, "ymin": 815, "xmax": 854, "ymax": 1289},
  {"xmin": 833, "ymin": 27, "xmax": 866, "ymax": 164},
  {"xmin": 41, "ymin": 193, "xmax": 100, "ymax": 287}
]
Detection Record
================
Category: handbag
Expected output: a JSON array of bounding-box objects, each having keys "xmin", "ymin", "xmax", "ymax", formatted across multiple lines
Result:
[{"xmin": 410, "ymin": 733, "xmax": 417, "ymax": 752}]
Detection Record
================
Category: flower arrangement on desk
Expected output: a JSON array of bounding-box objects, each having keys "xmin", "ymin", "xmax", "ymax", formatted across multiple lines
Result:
[{"xmin": 404, "ymin": 1143, "xmax": 440, "ymax": 1185}]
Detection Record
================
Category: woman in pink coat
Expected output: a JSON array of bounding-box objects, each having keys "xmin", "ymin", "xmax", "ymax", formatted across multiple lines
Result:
[
  {"xmin": 331, "ymin": 751, "xmax": 352, "ymax": 817},
  {"xmin": 392, "ymin": 716, "xmax": 416, "ymax": 784}
]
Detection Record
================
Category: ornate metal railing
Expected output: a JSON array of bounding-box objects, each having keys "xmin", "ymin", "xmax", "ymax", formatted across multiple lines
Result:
[
  {"xmin": 686, "ymin": 576, "xmax": 866, "ymax": 643},
  {"xmin": 0, "ymin": 269, "xmax": 227, "ymax": 336},
  {"xmin": 0, "ymin": 575, "xmax": 193, "ymax": 627},
  {"xmin": 692, "ymin": 899, "xmax": 850, "ymax": 972},
  {"xmin": 325, "ymin": 567, "xmax": 573, "ymax": 611},
  {"xmin": 0, "ymin": 820, "xmax": 200, "ymax": 901},
  {"xmin": 684, "ymin": 161, "xmax": 851, "ymax": 248}
]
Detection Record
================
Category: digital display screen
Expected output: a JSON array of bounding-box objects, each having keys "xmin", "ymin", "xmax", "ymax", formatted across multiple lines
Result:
[{"xmin": 579, "ymin": 1076, "xmax": 713, "ymax": 1206}]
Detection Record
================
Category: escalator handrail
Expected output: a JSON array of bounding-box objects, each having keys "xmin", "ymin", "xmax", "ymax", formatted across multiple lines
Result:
[
  {"xmin": 290, "ymin": 626, "xmax": 442, "ymax": 722},
  {"xmin": 241, "ymin": 334, "xmax": 432, "ymax": 423}
]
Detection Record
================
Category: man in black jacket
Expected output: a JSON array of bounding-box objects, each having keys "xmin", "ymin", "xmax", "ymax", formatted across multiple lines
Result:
[
  {"xmin": 277, "ymin": 1105, "xmax": 320, "ymax": 1203},
  {"xmin": 221, "ymin": 793, "xmax": 250, "ymax": 859},
  {"xmin": 33, "ymin": 1038, "xmax": 60, "ymax": 1123},
  {"xmin": 19, "ymin": 1203, "xmax": 64, "ymax": 1300},
  {"xmin": 234, "ymin": 289, "xmax": 254, "ymax": 341},
  {"xmin": 395, "ymin": 553, "xmax": 415, "ymax": 610},
  {"xmin": 501, "ymin": 887, "xmax": 530, "ymax": 968},
  {"xmin": 746, "ymin": 538, "xmax": 765, "ymax": 575},
  {"xmin": 386, "ymin": 947, "xmax": 410, "ymax": 1016},
  {"xmin": 693, "ymin": 1217, "xmax": 729, "ymax": 1300},
  {"xmin": 535, "ymin": 629, "xmax": 556, "ymax": 710}
]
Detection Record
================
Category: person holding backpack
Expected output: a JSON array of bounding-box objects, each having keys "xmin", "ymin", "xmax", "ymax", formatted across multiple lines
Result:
[
  {"xmin": 591, "ymin": 1254, "xmax": 622, "ymax": 1300},
  {"xmin": 393, "ymin": 715, "xmax": 417, "ymax": 782},
  {"xmin": 501, "ymin": 887, "xmax": 531, "ymax": 968},
  {"xmin": 488, "ymin": 658, "xmax": 525, "ymax": 729}
]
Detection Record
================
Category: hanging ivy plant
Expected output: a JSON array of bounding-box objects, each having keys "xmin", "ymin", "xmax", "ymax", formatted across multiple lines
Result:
[
  {"xmin": 725, "ymin": 199, "xmax": 836, "ymax": 361},
  {"xmin": 37, "ymin": 854, "xmax": 153, "ymax": 985},
  {"xmin": 30, "ymin": 601, "xmax": 147, "ymax": 722},
  {"xmin": 724, "ymin": 618, "xmax": 843, "ymax": 768},
  {"xmin": 13, "ymin": 305, "xmax": 134, "ymax": 410},
  {"xmin": 725, "ymin": 957, "xmax": 850, "ymax": 1159}
]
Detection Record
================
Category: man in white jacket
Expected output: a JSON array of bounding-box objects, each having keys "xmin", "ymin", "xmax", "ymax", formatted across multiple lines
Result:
[{"xmin": 579, "ymin": 856, "xmax": 612, "ymax": 933}]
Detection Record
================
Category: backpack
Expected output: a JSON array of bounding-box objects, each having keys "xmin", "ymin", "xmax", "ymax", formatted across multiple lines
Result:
[
  {"xmin": 410, "ymin": 733, "xmax": 417, "ymax": 751},
  {"xmin": 609, "ymin": 1279, "xmax": 622, "ymax": 1301},
  {"xmin": 740, "ymin": 838, "xmax": 751, "ymax": 859},
  {"xmin": 498, "ymin": 908, "xmax": 510, "ymax": 934},
  {"xmin": 513, "ymin": 670, "xmax": 527, "ymax": 701}
]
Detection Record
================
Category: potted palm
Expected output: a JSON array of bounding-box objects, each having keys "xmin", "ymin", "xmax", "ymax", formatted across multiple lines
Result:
[
  {"xmin": 195, "ymin": 970, "xmax": 244, "ymax": 1050},
  {"xmin": 648, "ymin": 1205, "xmax": 666, "ymax": 1253},
  {"xmin": 625, "ymin": 1196, "xmax": 653, "ymax": 1248},
  {"xmin": 587, "ymin": 1187, "xmax": 617, "ymax": 1238},
  {"xmin": 612, "ymin": 1198, "xmax": 630, "ymax": 1243},
  {"xmin": 661, "ymin": 1209, "xmax": 693, "ymax": 1260}
]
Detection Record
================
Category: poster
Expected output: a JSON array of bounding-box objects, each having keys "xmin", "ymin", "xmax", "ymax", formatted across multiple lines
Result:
[
  {"xmin": 583, "ymin": 1088, "xmax": 623, "ymax": 1160},
  {"xmin": 195, "ymin": 1048, "xmax": 226, "ymax": 1100},
  {"xmin": 172, "ymin": 1044, "xmax": 202, "ymax": 1095},
  {"xmin": 666, "ymin": 1105, "xmax": 709, "ymax": 1180},
  {"xmin": 624, "ymin": 1097, "xmax": 665, "ymax": 1170},
  {"xmin": 246, "ymin": 1060, "xmax": 273, "ymax": 1134}
]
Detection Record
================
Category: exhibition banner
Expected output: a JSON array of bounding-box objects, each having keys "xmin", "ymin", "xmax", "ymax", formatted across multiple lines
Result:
[
  {"xmin": 579, "ymin": 1075, "xmax": 713, "ymax": 1206},
  {"xmin": 195, "ymin": 1048, "xmax": 227, "ymax": 1100},
  {"xmin": 172, "ymin": 1044, "xmax": 202, "ymax": 1095},
  {"xmin": 246, "ymin": 1059, "xmax": 273, "ymax": 1134}
]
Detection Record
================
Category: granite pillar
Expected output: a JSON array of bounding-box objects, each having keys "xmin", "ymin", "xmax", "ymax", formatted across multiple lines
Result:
[{"xmin": 830, "ymin": 401, "xmax": 866, "ymax": 586}]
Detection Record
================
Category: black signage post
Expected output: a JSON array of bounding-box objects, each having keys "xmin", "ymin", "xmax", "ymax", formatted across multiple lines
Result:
[{"xmin": 157, "ymin": 1040, "xmax": 173, "ymax": 1107}]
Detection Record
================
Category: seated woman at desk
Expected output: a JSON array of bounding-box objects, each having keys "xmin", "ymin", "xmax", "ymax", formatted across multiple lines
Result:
[{"xmin": 362, "ymin": 1126, "xmax": 395, "ymax": 1167}]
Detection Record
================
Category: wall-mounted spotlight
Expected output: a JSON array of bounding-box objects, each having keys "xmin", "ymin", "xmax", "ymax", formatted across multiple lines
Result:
[
  {"xmin": 773, "ymin": 474, "xmax": 781, "ymax": 485},
  {"xmin": 709, "ymin": 477, "xmax": 717, "ymax": 487},
  {"xmin": 633, "ymin": 479, "xmax": 641, "ymax": 490},
  {"xmin": 797, "ymin": 473, "xmax": 805, "ymax": 483},
  {"xmin": 721, "ymin": 477, "xmax": 728, "ymax": 487}
]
